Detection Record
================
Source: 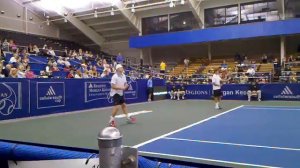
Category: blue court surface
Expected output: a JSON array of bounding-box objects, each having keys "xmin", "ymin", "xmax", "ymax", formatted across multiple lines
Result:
[{"xmin": 134, "ymin": 105, "xmax": 300, "ymax": 168}]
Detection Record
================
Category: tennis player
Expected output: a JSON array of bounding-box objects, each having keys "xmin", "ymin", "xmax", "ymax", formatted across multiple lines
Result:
[
  {"xmin": 109, "ymin": 64, "xmax": 136, "ymax": 127},
  {"xmin": 212, "ymin": 69, "xmax": 223, "ymax": 109}
]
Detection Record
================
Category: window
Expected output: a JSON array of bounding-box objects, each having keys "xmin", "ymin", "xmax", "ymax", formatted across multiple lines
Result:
[
  {"xmin": 205, "ymin": 5, "xmax": 238, "ymax": 27},
  {"xmin": 241, "ymin": 0, "xmax": 279, "ymax": 23},
  {"xmin": 169, "ymin": 12, "xmax": 199, "ymax": 32},
  {"xmin": 142, "ymin": 15, "xmax": 168, "ymax": 35},
  {"xmin": 285, "ymin": 0, "xmax": 300, "ymax": 19}
]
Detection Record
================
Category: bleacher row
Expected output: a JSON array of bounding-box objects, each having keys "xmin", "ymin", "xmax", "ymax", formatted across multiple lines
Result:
[{"xmin": 3, "ymin": 52, "xmax": 132, "ymax": 78}]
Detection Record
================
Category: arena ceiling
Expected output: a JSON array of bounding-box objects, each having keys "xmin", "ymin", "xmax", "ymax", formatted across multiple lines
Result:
[{"xmin": 15, "ymin": 0, "xmax": 205, "ymax": 47}]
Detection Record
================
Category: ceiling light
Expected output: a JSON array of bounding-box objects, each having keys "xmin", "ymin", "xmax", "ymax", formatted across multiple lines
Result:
[
  {"xmin": 111, "ymin": 8, "xmax": 114, "ymax": 16},
  {"xmin": 46, "ymin": 19, "xmax": 50, "ymax": 26},
  {"xmin": 131, "ymin": 4, "xmax": 135, "ymax": 13},
  {"xmin": 181, "ymin": 0, "xmax": 185, "ymax": 5}
]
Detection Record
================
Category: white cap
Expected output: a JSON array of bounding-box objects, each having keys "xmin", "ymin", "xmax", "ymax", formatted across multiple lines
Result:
[{"xmin": 116, "ymin": 64, "xmax": 123, "ymax": 70}]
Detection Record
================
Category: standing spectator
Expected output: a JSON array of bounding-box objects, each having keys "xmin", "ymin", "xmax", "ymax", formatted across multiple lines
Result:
[
  {"xmin": 147, "ymin": 75, "xmax": 154, "ymax": 102},
  {"xmin": 103, "ymin": 59, "xmax": 111, "ymax": 72},
  {"xmin": 184, "ymin": 58, "xmax": 190, "ymax": 68},
  {"xmin": 160, "ymin": 61, "xmax": 166, "ymax": 74},
  {"xmin": 116, "ymin": 53, "xmax": 124, "ymax": 64},
  {"xmin": 2, "ymin": 39, "xmax": 9, "ymax": 51}
]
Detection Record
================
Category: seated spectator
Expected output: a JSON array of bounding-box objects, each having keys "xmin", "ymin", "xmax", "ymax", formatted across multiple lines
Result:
[
  {"xmin": 89, "ymin": 66, "xmax": 98, "ymax": 78},
  {"xmin": 246, "ymin": 66, "xmax": 255, "ymax": 76},
  {"xmin": 169, "ymin": 85, "xmax": 177, "ymax": 100},
  {"xmin": 177, "ymin": 83, "xmax": 186, "ymax": 100},
  {"xmin": 74, "ymin": 70, "xmax": 82, "ymax": 78},
  {"xmin": 25, "ymin": 65, "xmax": 35, "ymax": 79},
  {"xmin": 3, "ymin": 64, "xmax": 12, "ymax": 77},
  {"xmin": 9, "ymin": 68, "xmax": 18, "ymax": 78},
  {"xmin": 243, "ymin": 57, "xmax": 250, "ymax": 65},
  {"xmin": 67, "ymin": 69, "xmax": 74, "ymax": 78},
  {"xmin": 51, "ymin": 63, "xmax": 59, "ymax": 72},
  {"xmin": 64, "ymin": 65, "xmax": 71, "ymax": 72},
  {"xmin": 221, "ymin": 60, "xmax": 228, "ymax": 71},
  {"xmin": 9, "ymin": 54, "xmax": 19, "ymax": 64},
  {"xmin": 64, "ymin": 58, "xmax": 71, "ymax": 67},
  {"xmin": 261, "ymin": 54, "xmax": 268, "ymax": 63},
  {"xmin": 17, "ymin": 65, "xmax": 26, "ymax": 78},
  {"xmin": 100, "ymin": 69, "xmax": 109, "ymax": 78},
  {"xmin": 0, "ymin": 49, "xmax": 5, "ymax": 62},
  {"xmin": 9, "ymin": 40, "xmax": 17, "ymax": 52},
  {"xmin": 102, "ymin": 59, "xmax": 111, "ymax": 72},
  {"xmin": 39, "ymin": 71, "xmax": 49, "ymax": 78},
  {"xmin": 247, "ymin": 81, "xmax": 261, "ymax": 101},
  {"xmin": 82, "ymin": 70, "xmax": 90, "ymax": 78},
  {"xmin": 288, "ymin": 55, "xmax": 295, "ymax": 62},
  {"xmin": 28, "ymin": 44, "xmax": 34, "ymax": 54},
  {"xmin": 33, "ymin": 45, "xmax": 40, "ymax": 54},
  {"xmin": 47, "ymin": 47, "xmax": 56, "ymax": 57},
  {"xmin": 0, "ymin": 63, "xmax": 4, "ymax": 78},
  {"xmin": 57, "ymin": 56, "xmax": 65, "ymax": 65},
  {"xmin": 240, "ymin": 73, "xmax": 248, "ymax": 84}
]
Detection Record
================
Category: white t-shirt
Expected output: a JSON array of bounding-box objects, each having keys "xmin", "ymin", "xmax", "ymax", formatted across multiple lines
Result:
[
  {"xmin": 110, "ymin": 73, "xmax": 127, "ymax": 96},
  {"xmin": 247, "ymin": 68, "xmax": 255, "ymax": 76},
  {"xmin": 212, "ymin": 74, "xmax": 221, "ymax": 90},
  {"xmin": 9, "ymin": 57, "xmax": 17, "ymax": 63}
]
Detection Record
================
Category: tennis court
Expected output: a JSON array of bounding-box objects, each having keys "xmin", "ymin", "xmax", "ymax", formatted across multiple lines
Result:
[{"xmin": 1, "ymin": 100, "xmax": 300, "ymax": 167}]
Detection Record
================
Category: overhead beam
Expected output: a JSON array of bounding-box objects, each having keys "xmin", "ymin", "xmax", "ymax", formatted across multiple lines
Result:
[
  {"xmin": 94, "ymin": 26, "xmax": 130, "ymax": 32},
  {"xmin": 187, "ymin": 0, "xmax": 204, "ymax": 28},
  {"xmin": 87, "ymin": 19, "xmax": 126, "ymax": 27},
  {"xmin": 114, "ymin": 0, "xmax": 141, "ymax": 33},
  {"xmin": 103, "ymin": 32, "xmax": 132, "ymax": 38},
  {"xmin": 64, "ymin": 12, "xmax": 105, "ymax": 46}
]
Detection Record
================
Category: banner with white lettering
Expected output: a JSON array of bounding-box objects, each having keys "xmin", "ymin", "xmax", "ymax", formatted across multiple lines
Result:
[{"xmin": 8, "ymin": 159, "xmax": 99, "ymax": 168}]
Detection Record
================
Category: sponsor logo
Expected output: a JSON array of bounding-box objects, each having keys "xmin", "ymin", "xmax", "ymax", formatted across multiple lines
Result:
[
  {"xmin": 46, "ymin": 86, "xmax": 56, "ymax": 96},
  {"xmin": 222, "ymin": 90, "xmax": 247, "ymax": 97},
  {"xmin": 85, "ymin": 82, "xmax": 110, "ymax": 103},
  {"xmin": 37, "ymin": 82, "xmax": 65, "ymax": 109},
  {"xmin": 40, "ymin": 86, "xmax": 63, "ymax": 103},
  {"xmin": 186, "ymin": 90, "xmax": 209, "ymax": 95},
  {"xmin": 0, "ymin": 83, "xmax": 17, "ymax": 116},
  {"xmin": 281, "ymin": 86, "xmax": 293, "ymax": 95},
  {"xmin": 274, "ymin": 86, "xmax": 300, "ymax": 99}
]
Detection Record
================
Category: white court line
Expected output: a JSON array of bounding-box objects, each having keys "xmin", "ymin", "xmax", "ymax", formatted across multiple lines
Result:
[
  {"xmin": 163, "ymin": 137, "xmax": 300, "ymax": 151},
  {"xmin": 138, "ymin": 151, "xmax": 279, "ymax": 168},
  {"xmin": 133, "ymin": 105, "xmax": 244, "ymax": 148},
  {"xmin": 0, "ymin": 100, "xmax": 166, "ymax": 124},
  {"xmin": 115, "ymin": 110, "xmax": 153, "ymax": 118},
  {"xmin": 243, "ymin": 107, "xmax": 300, "ymax": 111}
]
